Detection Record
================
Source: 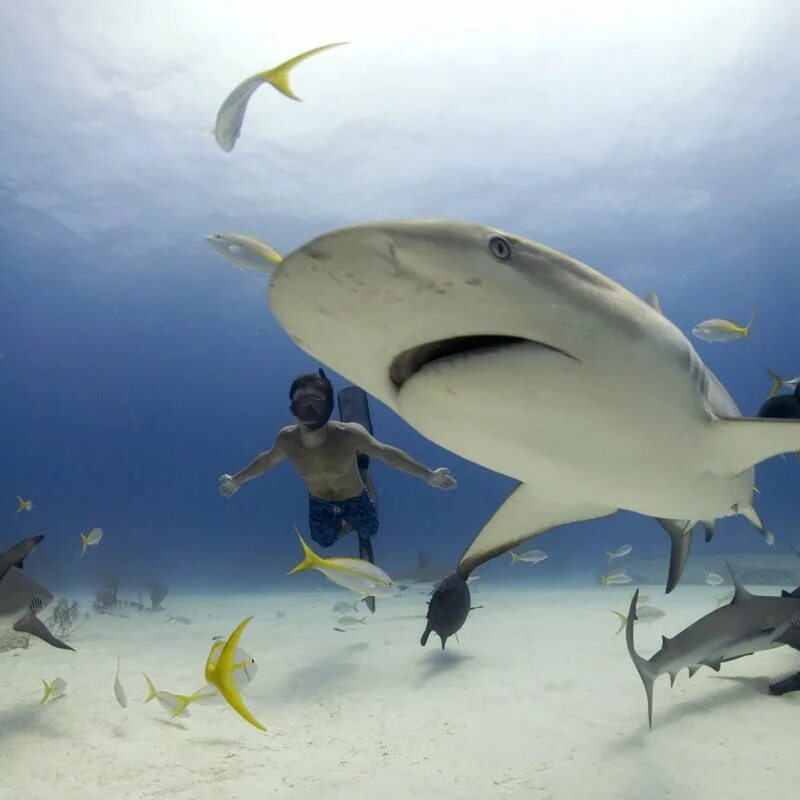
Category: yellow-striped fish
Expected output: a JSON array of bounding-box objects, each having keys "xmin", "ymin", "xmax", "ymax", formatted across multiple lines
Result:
[
  {"xmin": 40, "ymin": 677, "xmax": 66, "ymax": 704},
  {"xmin": 205, "ymin": 232, "xmax": 282, "ymax": 273},
  {"xmin": 288, "ymin": 529, "xmax": 396, "ymax": 598},
  {"xmin": 16, "ymin": 497, "xmax": 33, "ymax": 513},
  {"xmin": 692, "ymin": 309, "xmax": 755, "ymax": 343},
  {"xmin": 79, "ymin": 527, "xmax": 103, "ymax": 557},
  {"xmin": 214, "ymin": 42, "xmax": 347, "ymax": 152}
]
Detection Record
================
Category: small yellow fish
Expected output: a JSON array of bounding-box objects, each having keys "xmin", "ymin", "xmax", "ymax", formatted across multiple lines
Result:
[
  {"xmin": 288, "ymin": 530, "xmax": 396, "ymax": 598},
  {"xmin": 142, "ymin": 673, "xmax": 206, "ymax": 718},
  {"xmin": 40, "ymin": 677, "xmax": 67, "ymax": 704},
  {"xmin": 765, "ymin": 368, "xmax": 800, "ymax": 399},
  {"xmin": 79, "ymin": 527, "xmax": 103, "ymax": 558},
  {"xmin": 16, "ymin": 497, "xmax": 33, "ymax": 513},
  {"xmin": 205, "ymin": 232, "xmax": 283, "ymax": 272},
  {"xmin": 692, "ymin": 309, "xmax": 755, "ymax": 343},
  {"xmin": 204, "ymin": 617, "xmax": 265, "ymax": 731},
  {"xmin": 214, "ymin": 42, "xmax": 348, "ymax": 152},
  {"xmin": 601, "ymin": 571, "xmax": 632, "ymax": 586}
]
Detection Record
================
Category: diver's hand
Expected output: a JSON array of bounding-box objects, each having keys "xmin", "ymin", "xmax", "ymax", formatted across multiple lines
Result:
[
  {"xmin": 218, "ymin": 474, "xmax": 240, "ymax": 497},
  {"xmin": 428, "ymin": 467, "xmax": 457, "ymax": 490}
]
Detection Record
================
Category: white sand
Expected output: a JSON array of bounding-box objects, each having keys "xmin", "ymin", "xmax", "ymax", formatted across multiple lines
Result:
[{"xmin": 1, "ymin": 582, "xmax": 798, "ymax": 800}]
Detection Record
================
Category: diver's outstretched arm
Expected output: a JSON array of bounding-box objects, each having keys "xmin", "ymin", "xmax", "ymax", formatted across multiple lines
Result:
[
  {"xmin": 219, "ymin": 435, "xmax": 287, "ymax": 496},
  {"xmin": 347, "ymin": 425, "xmax": 456, "ymax": 489}
]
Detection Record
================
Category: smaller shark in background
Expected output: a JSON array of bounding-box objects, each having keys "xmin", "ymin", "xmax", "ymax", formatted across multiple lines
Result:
[
  {"xmin": 396, "ymin": 551, "xmax": 454, "ymax": 587},
  {"xmin": 626, "ymin": 567, "xmax": 800, "ymax": 730},
  {"xmin": 0, "ymin": 535, "xmax": 74, "ymax": 651}
]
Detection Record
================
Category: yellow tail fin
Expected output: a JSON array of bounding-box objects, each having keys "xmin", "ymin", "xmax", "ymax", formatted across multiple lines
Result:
[
  {"xmin": 142, "ymin": 673, "xmax": 158, "ymax": 703},
  {"xmin": 509, "ymin": 552, "xmax": 519, "ymax": 565},
  {"xmin": 79, "ymin": 533, "xmax": 89, "ymax": 558},
  {"xmin": 610, "ymin": 610, "xmax": 628, "ymax": 635},
  {"xmin": 169, "ymin": 693, "xmax": 198, "ymax": 718},
  {"xmin": 40, "ymin": 678, "xmax": 52, "ymax": 705},
  {"xmin": 259, "ymin": 42, "xmax": 348, "ymax": 101},
  {"xmin": 287, "ymin": 529, "xmax": 323, "ymax": 575},
  {"xmin": 766, "ymin": 368, "xmax": 784, "ymax": 400},
  {"xmin": 606, "ymin": 551, "xmax": 615, "ymax": 563},
  {"xmin": 742, "ymin": 308, "xmax": 757, "ymax": 338}
]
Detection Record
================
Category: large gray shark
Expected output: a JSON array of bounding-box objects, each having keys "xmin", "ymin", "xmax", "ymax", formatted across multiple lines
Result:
[
  {"xmin": 268, "ymin": 220, "xmax": 800, "ymax": 603},
  {"xmin": 0, "ymin": 535, "xmax": 74, "ymax": 651},
  {"xmin": 626, "ymin": 572, "xmax": 800, "ymax": 729}
]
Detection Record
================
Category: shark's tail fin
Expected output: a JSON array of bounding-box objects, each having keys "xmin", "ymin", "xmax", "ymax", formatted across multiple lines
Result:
[{"xmin": 625, "ymin": 589, "xmax": 659, "ymax": 731}]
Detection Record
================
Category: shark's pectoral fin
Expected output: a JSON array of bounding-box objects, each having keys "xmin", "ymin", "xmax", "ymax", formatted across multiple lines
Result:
[
  {"xmin": 14, "ymin": 614, "xmax": 74, "ymax": 651},
  {"xmin": 713, "ymin": 415, "xmax": 800, "ymax": 474},
  {"xmin": 456, "ymin": 482, "xmax": 616, "ymax": 577},
  {"xmin": 655, "ymin": 518, "xmax": 695, "ymax": 593},
  {"xmin": 702, "ymin": 659, "xmax": 721, "ymax": 672}
]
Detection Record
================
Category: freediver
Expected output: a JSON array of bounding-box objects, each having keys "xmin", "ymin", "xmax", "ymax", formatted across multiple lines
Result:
[{"xmin": 218, "ymin": 369, "xmax": 457, "ymax": 548}]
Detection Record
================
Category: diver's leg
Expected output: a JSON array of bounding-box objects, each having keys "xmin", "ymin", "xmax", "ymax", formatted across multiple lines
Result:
[
  {"xmin": 341, "ymin": 490, "xmax": 379, "ymax": 541},
  {"xmin": 769, "ymin": 671, "xmax": 800, "ymax": 695},
  {"xmin": 308, "ymin": 496, "xmax": 343, "ymax": 548}
]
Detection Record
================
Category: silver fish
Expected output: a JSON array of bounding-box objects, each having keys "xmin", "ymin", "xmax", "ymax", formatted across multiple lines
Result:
[{"xmin": 114, "ymin": 658, "xmax": 127, "ymax": 708}]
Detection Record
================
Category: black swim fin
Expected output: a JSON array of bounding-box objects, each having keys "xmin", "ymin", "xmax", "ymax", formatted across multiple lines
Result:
[{"xmin": 338, "ymin": 386, "xmax": 379, "ymax": 615}]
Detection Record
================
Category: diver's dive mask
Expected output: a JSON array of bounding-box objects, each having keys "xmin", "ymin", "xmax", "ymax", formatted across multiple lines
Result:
[{"xmin": 290, "ymin": 392, "xmax": 333, "ymax": 431}]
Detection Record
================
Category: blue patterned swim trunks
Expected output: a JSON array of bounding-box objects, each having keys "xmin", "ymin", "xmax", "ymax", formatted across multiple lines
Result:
[{"xmin": 308, "ymin": 489, "xmax": 379, "ymax": 548}]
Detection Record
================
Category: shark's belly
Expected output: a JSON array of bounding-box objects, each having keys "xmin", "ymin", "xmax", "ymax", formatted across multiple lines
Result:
[{"xmin": 396, "ymin": 341, "xmax": 751, "ymax": 519}]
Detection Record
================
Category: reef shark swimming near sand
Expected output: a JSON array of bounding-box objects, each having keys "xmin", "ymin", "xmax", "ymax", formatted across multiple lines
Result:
[
  {"xmin": 0, "ymin": 535, "xmax": 74, "ymax": 651},
  {"xmin": 266, "ymin": 220, "xmax": 800, "ymax": 642},
  {"xmin": 626, "ymin": 567, "xmax": 800, "ymax": 730}
]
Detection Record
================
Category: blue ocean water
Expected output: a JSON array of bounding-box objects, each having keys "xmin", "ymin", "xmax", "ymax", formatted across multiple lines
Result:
[{"xmin": 1, "ymin": 1, "xmax": 798, "ymax": 603}]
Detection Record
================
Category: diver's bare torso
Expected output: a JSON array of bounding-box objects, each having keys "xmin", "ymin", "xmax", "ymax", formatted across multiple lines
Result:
[{"xmin": 278, "ymin": 421, "xmax": 367, "ymax": 501}]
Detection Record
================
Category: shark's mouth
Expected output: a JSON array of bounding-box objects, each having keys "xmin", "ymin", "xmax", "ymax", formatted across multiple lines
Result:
[{"xmin": 389, "ymin": 335, "xmax": 574, "ymax": 390}]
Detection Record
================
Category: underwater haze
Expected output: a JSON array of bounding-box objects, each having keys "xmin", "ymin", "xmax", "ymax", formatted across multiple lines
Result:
[{"xmin": 2, "ymin": 2, "xmax": 800, "ymax": 799}]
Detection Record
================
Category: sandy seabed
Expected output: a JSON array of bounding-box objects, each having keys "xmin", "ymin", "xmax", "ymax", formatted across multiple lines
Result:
[{"xmin": 1, "ymin": 581, "xmax": 797, "ymax": 800}]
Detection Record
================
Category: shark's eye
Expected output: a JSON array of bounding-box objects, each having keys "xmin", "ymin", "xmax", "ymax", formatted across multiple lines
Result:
[
  {"xmin": 488, "ymin": 236, "xmax": 512, "ymax": 261},
  {"xmin": 760, "ymin": 626, "xmax": 775, "ymax": 635}
]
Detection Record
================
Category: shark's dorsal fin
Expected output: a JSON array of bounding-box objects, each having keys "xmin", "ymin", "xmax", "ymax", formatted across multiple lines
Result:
[
  {"xmin": 702, "ymin": 520, "xmax": 716, "ymax": 543},
  {"xmin": 727, "ymin": 562, "xmax": 754, "ymax": 604},
  {"xmin": 661, "ymin": 635, "xmax": 671, "ymax": 651},
  {"xmin": 688, "ymin": 666, "xmax": 699, "ymax": 678},
  {"xmin": 702, "ymin": 659, "xmax": 722, "ymax": 672},
  {"xmin": 644, "ymin": 292, "xmax": 663, "ymax": 314}
]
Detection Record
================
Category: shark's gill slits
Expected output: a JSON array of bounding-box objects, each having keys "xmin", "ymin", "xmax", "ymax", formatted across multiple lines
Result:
[
  {"xmin": 29, "ymin": 596, "xmax": 44, "ymax": 611},
  {"xmin": 389, "ymin": 336, "xmax": 576, "ymax": 390}
]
